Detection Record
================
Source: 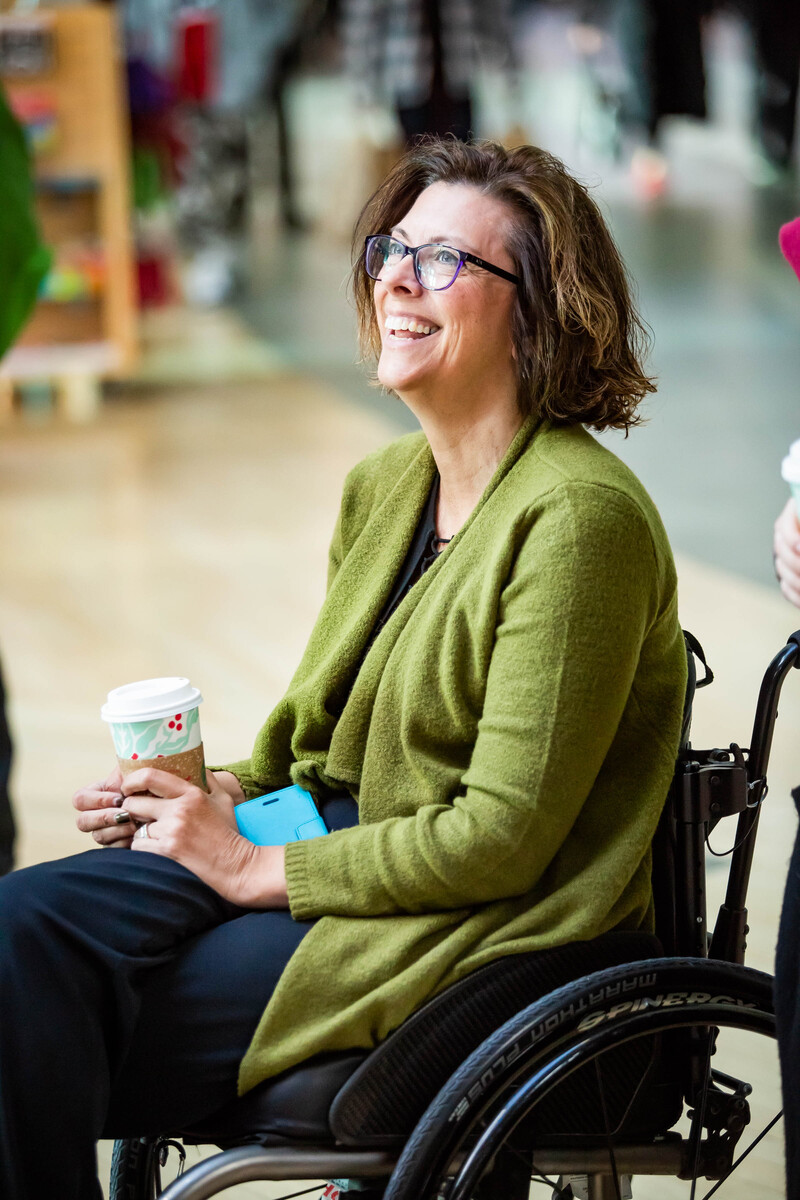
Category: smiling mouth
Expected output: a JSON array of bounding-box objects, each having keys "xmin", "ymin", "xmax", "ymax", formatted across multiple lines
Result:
[{"xmin": 384, "ymin": 315, "xmax": 441, "ymax": 340}]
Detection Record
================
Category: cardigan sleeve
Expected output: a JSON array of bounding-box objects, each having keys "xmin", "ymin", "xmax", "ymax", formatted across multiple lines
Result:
[{"xmin": 284, "ymin": 484, "xmax": 669, "ymax": 919}]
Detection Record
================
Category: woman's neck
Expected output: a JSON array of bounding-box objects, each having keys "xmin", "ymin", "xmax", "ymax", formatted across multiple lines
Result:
[{"xmin": 419, "ymin": 400, "xmax": 524, "ymax": 541}]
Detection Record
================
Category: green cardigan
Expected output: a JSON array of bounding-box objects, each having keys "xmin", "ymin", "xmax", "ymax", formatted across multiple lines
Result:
[{"xmin": 223, "ymin": 415, "xmax": 687, "ymax": 1094}]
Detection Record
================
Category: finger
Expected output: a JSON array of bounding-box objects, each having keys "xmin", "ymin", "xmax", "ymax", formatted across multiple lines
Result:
[
  {"xmin": 780, "ymin": 496, "xmax": 800, "ymax": 531},
  {"xmin": 73, "ymin": 785, "xmax": 125, "ymax": 812},
  {"xmin": 775, "ymin": 515, "xmax": 800, "ymax": 555},
  {"xmin": 774, "ymin": 549, "xmax": 800, "ymax": 591},
  {"xmin": 75, "ymin": 806, "xmax": 135, "ymax": 835},
  {"xmin": 780, "ymin": 577, "xmax": 800, "ymax": 609},
  {"xmin": 121, "ymin": 768, "xmax": 194, "ymax": 801},
  {"xmin": 92, "ymin": 825, "xmax": 135, "ymax": 847},
  {"xmin": 131, "ymin": 831, "xmax": 167, "ymax": 855},
  {"xmin": 777, "ymin": 500, "xmax": 800, "ymax": 547}
]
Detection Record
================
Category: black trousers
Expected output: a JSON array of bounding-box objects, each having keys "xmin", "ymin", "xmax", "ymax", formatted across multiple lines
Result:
[
  {"xmin": 0, "ymin": 794, "xmax": 358, "ymax": 1200},
  {"xmin": 776, "ymin": 786, "xmax": 800, "ymax": 1199}
]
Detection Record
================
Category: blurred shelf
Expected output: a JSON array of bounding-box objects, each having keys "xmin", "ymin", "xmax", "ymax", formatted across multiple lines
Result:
[
  {"xmin": 0, "ymin": 4, "xmax": 137, "ymax": 411},
  {"xmin": 0, "ymin": 341, "xmax": 122, "ymax": 380}
]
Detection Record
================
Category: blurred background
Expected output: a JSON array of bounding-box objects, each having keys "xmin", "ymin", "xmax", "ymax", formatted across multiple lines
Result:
[{"xmin": 0, "ymin": 1, "xmax": 800, "ymax": 1190}]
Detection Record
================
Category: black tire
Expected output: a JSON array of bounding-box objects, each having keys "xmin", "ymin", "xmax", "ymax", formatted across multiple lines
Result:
[
  {"xmin": 384, "ymin": 957, "xmax": 779, "ymax": 1200},
  {"xmin": 109, "ymin": 1137, "xmax": 160, "ymax": 1200}
]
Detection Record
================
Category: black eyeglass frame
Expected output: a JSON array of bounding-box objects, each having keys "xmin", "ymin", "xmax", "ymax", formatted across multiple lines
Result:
[{"xmin": 363, "ymin": 234, "xmax": 520, "ymax": 290}]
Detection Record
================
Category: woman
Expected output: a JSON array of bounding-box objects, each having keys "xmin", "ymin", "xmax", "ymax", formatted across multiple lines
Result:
[{"xmin": 0, "ymin": 139, "xmax": 686, "ymax": 1199}]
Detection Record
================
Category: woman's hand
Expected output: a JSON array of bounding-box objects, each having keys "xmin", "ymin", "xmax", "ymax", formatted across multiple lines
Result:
[
  {"xmin": 774, "ymin": 498, "xmax": 800, "ymax": 609},
  {"xmin": 72, "ymin": 767, "xmax": 248, "ymax": 851},
  {"xmin": 72, "ymin": 765, "xmax": 134, "ymax": 847},
  {"xmin": 120, "ymin": 768, "xmax": 289, "ymax": 908}
]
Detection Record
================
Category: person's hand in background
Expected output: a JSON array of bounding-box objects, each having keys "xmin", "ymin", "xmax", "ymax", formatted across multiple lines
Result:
[{"xmin": 774, "ymin": 498, "xmax": 800, "ymax": 608}]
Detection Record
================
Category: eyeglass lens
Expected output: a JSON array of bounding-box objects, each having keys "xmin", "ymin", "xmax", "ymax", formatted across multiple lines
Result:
[{"xmin": 366, "ymin": 237, "xmax": 461, "ymax": 290}]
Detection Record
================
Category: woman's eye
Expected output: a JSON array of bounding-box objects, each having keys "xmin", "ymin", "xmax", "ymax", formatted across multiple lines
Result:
[{"xmin": 435, "ymin": 249, "xmax": 459, "ymax": 267}]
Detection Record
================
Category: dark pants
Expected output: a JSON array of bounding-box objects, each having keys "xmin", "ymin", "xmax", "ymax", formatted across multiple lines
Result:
[
  {"xmin": 776, "ymin": 786, "xmax": 800, "ymax": 1198},
  {"xmin": 0, "ymin": 794, "xmax": 358, "ymax": 1200}
]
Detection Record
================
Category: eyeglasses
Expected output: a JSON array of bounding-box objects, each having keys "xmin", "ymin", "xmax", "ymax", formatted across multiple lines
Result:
[{"xmin": 364, "ymin": 234, "xmax": 520, "ymax": 291}]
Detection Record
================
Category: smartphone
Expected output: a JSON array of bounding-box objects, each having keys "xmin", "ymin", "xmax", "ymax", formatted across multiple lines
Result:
[{"xmin": 234, "ymin": 783, "xmax": 328, "ymax": 845}]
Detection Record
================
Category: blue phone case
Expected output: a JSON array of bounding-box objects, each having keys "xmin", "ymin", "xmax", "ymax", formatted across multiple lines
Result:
[{"xmin": 234, "ymin": 784, "xmax": 328, "ymax": 845}]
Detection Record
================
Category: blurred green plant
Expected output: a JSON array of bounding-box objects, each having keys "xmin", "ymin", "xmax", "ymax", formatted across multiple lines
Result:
[{"xmin": 0, "ymin": 83, "xmax": 52, "ymax": 360}]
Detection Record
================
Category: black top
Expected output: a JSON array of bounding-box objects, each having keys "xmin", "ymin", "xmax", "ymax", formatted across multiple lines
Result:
[{"xmin": 359, "ymin": 473, "xmax": 449, "ymax": 664}]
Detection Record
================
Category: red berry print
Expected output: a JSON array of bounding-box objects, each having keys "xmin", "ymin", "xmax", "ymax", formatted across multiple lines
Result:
[
  {"xmin": 169, "ymin": 721, "xmax": 175, "ymax": 728},
  {"xmin": 132, "ymin": 753, "xmax": 138, "ymax": 760},
  {"xmin": 176, "ymin": 723, "xmax": 182, "ymax": 730},
  {"xmin": 157, "ymin": 754, "xmax": 164, "ymax": 758},
  {"xmin": 176, "ymin": 713, "xmax": 182, "ymax": 720}
]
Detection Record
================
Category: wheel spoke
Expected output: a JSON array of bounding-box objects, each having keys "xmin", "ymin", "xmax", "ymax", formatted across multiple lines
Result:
[
  {"xmin": 501, "ymin": 1137, "xmax": 560, "ymax": 1193},
  {"xmin": 593, "ymin": 1057, "xmax": 623, "ymax": 1200},
  {"xmin": 689, "ymin": 1034, "xmax": 715, "ymax": 1200}
]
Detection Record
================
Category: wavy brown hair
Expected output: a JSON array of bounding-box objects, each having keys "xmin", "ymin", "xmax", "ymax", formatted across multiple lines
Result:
[{"xmin": 352, "ymin": 138, "xmax": 655, "ymax": 432}]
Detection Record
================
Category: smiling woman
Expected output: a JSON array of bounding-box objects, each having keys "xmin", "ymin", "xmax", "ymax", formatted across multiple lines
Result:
[
  {"xmin": 0, "ymin": 138, "xmax": 686, "ymax": 1200},
  {"xmin": 353, "ymin": 140, "xmax": 655, "ymax": 431}
]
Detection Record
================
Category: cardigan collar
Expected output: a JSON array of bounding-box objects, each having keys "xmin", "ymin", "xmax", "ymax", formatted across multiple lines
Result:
[{"xmin": 312, "ymin": 412, "xmax": 545, "ymax": 794}]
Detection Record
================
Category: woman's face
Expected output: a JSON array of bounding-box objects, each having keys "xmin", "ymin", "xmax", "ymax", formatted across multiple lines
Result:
[{"xmin": 372, "ymin": 182, "xmax": 519, "ymax": 406}]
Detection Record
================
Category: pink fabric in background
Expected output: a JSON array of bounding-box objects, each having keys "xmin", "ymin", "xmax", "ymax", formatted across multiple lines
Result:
[{"xmin": 779, "ymin": 217, "xmax": 800, "ymax": 282}]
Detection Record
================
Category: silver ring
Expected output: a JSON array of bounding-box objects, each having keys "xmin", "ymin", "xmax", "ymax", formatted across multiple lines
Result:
[
  {"xmin": 113, "ymin": 810, "xmax": 131, "ymax": 826},
  {"xmin": 135, "ymin": 823, "xmax": 150, "ymax": 839}
]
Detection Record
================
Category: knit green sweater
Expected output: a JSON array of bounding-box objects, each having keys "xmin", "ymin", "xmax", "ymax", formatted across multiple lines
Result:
[{"xmin": 223, "ymin": 415, "xmax": 687, "ymax": 1094}]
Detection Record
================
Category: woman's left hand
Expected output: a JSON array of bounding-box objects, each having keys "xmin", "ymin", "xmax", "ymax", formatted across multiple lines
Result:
[{"xmin": 121, "ymin": 768, "xmax": 288, "ymax": 909}]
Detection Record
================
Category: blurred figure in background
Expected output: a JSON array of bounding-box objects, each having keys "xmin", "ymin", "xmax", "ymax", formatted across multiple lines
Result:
[
  {"xmin": 0, "ymin": 84, "xmax": 52, "ymax": 874},
  {"xmin": 341, "ymin": 0, "xmax": 513, "ymax": 144},
  {"xmin": 748, "ymin": 0, "xmax": 800, "ymax": 172},
  {"xmin": 572, "ymin": 0, "xmax": 800, "ymax": 193}
]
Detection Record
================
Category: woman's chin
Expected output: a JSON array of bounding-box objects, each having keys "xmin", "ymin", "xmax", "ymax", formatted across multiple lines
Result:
[
  {"xmin": 377, "ymin": 362, "xmax": 416, "ymax": 395},
  {"xmin": 377, "ymin": 350, "xmax": 433, "ymax": 396}
]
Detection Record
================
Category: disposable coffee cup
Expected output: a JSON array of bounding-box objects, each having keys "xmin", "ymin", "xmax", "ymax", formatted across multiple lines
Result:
[
  {"xmin": 781, "ymin": 439, "xmax": 800, "ymax": 514},
  {"xmin": 101, "ymin": 677, "xmax": 207, "ymax": 789}
]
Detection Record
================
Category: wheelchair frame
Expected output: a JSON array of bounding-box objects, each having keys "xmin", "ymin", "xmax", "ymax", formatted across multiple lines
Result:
[{"xmin": 111, "ymin": 629, "xmax": 800, "ymax": 1200}]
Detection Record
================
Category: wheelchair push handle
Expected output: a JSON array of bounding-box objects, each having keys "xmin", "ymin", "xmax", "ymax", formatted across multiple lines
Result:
[
  {"xmin": 710, "ymin": 629, "xmax": 800, "ymax": 964},
  {"xmin": 747, "ymin": 628, "xmax": 800, "ymax": 788}
]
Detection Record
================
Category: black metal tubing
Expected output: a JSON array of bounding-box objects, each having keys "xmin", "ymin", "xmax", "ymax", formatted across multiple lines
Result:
[
  {"xmin": 676, "ymin": 809, "xmax": 709, "ymax": 958},
  {"xmin": 447, "ymin": 1003, "xmax": 775, "ymax": 1200},
  {"xmin": 710, "ymin": 635, "xmax": 800, "ymax": 963}
]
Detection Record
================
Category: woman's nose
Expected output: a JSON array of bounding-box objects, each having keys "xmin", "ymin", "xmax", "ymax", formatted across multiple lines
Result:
[{"xmin": 383, "ymin": 252, "xmax": 421, "ymax": 293}]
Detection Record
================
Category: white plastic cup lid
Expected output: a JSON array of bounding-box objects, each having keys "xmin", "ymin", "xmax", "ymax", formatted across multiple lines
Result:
[
  {"xmin": 101, "ymin": 677, "xmax": 203, "ymax": 724},
  {"xmin": 781, "ymin": 439, "xmax": 800, "ymax": 485}
]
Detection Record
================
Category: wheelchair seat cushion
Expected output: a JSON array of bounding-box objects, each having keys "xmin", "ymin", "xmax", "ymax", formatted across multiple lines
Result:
[
  {"xmin": 181, "ymin": 929, "xmax": 661, "ymax": 1150},
  {"xmin": 181, "ymin": 1051, "xmax": 368, "ymax": 1147}
]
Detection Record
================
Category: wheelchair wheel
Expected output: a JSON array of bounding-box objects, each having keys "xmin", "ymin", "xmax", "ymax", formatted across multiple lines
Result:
[
  {"xmin": 385, "ymin": 957, "xmax": 781, "ymax": 1200},
  {"xmin": 110, "ymin": 1135, "xmax": 182, "ymax": 1200}
]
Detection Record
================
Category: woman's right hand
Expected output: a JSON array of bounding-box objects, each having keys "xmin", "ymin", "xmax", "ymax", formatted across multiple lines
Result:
[{"xmin": 72, "ymin": 765, "xmax": 134, "ymax": 847}]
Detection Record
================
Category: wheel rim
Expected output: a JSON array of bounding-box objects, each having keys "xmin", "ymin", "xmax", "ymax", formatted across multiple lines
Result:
[{"xmin": 433, "ymin": 1005, "xmax": 780, "ymax": 1200}]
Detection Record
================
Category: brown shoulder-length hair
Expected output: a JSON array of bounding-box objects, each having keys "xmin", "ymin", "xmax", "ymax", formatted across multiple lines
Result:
[{"xmin": 352, "ymin": 138, "xmax": 655, "ymax": 432}]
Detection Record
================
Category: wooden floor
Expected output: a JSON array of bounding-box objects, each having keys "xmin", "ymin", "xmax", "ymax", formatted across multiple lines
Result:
[{"xmin": 1, "ymin": 369, "xmax": 798, "ymax": 1196}]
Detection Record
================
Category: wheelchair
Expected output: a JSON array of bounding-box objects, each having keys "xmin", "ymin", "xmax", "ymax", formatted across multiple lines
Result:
[{"xmin": 109, "ymin": 629, "xmax": 800, "ymax": 1200}]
